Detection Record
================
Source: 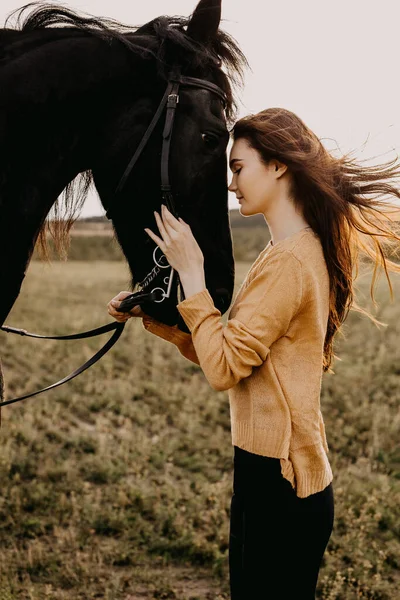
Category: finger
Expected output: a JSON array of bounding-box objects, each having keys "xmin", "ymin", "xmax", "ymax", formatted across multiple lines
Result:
[
  {"xmin": 144, "ymin": 227, "xmax": 165, "ymax": 250},
  {"xmin": 108, "ymin": 306, "xmax": 124, "ymax": 317},
  {"xmin": 109, "ymin": 291, "xmax": 132, "ymax": 306},
  {"xmin": 108, "ymin": 308, "xmax": 129, "ymax": 320},
  {"xmin": 117, "ymin": 291, "xmax": 134, "ymax": 300},
  {"xmin": 109, "ymin": 301, "xmax": 127, "ymax": 313},
  {"xmin": 154, "ymin": 210, "xmax": 171, "ymax": 241},
  {"xmin": 179, "ymin": 216, "xmax": 190, "ymax": 228},
  {"xmin": 108, "ymin": 291, "xmax": 135, "ymax": 317},
  {"xmin": 114, "ymin": 316, "xmax": 130, "ymax": 322},
  {"xmin": 109, "ymin": 300, "xmax": 122, "ymax": 311},
  {"xmin": 161, "ymin": 204, "xmax": 181, "ymax": 231},
  {"xmin": 112, "ymin": 306, "xmax": 129, "ymax": 315}
]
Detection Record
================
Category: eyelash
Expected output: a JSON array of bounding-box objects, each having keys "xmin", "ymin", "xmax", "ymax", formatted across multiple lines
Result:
[{"xmin": 234, "ymin": 168, "xmax": 241, "ymax": 175}]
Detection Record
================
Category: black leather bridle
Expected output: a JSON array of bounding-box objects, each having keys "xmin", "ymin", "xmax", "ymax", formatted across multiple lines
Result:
[
  {"xmin": 106, "ymin": 67, "xmax": 227, "ymax": 312},
  {"xmin": 0, "ymin": 68, "xmax": 227, "ymax": 408}
]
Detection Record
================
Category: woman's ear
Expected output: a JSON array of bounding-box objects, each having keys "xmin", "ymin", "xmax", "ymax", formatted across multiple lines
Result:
[{"xmin": 273, "ymin": 160, "xmax": 288, "ymax": 177}]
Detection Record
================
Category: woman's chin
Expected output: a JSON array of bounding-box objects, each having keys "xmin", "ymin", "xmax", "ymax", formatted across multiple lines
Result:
[{"xmin": 239, "ymin": 204, "xmax": 250, "ymax": 216}]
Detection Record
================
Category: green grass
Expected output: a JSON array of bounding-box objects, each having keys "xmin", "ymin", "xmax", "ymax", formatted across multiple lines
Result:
[{"xmin": 0, "ymin": 256, "xmax": 399, "ymax": 599}]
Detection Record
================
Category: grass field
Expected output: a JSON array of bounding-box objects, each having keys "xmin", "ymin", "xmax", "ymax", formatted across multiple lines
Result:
[
  {"xmin": 31, "ymin": 227, "xmax": 277, "ymax": 263},
  {"xmin": 0, "ymin": 256, "xmax": 399, "ymax": 599}
]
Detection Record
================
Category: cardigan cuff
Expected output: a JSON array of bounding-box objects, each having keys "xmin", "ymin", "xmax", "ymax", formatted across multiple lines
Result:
[
  {"xmin": 177, "ymin": 288, "xmax": 218, "ymax": 331},
  {"xmin": 142, "ymin": 315, "xmax": 191, "ymax": 343}
]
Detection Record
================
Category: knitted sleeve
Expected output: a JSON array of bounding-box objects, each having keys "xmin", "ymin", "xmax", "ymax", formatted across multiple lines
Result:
[
  {"xmin": 175, "ymin": 249, "xmax": 303, "ymax": 391},
  {"xmin": 141, "ymin": 316, "xmax": 200, "ymax": 365}
]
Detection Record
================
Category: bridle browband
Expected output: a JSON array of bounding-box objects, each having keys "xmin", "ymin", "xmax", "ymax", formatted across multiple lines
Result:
[{"xmin": 0, "ymin": 68, "xmax": 228, "ymax": 409}]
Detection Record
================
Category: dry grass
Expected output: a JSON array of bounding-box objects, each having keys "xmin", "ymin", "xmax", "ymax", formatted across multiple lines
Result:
[{"xmin": 0, "ymin": 253, "xmax": 399, "ymax": 599}]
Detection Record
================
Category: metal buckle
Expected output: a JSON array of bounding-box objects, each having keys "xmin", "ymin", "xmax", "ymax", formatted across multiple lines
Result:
[{"xmin": 167, "ymin": 93, "xmax": 179, "ymax": 107}]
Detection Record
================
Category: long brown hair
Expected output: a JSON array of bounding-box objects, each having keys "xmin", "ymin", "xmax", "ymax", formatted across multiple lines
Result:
[{"xmin": 232, "ymin": 107, "xmax": 400, "ymax": 374}]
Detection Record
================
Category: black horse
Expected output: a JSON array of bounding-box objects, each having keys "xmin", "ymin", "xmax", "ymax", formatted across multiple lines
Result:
[{"xmin": 0, "ymin": 0, "xmax": 247, "ymax": 334}]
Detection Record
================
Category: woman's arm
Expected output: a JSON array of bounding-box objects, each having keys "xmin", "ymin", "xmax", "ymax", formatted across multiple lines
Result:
[
  {"xmin": 174, "ymin": 250, "xmax": 303, "ymax": 391},
  {"xmin": 141, "ymin": 315, "xmax": 200, "ymax": 366},
  {"xmin": 107, "ymin": 290, "xmax": 200, "ymax": 365}
]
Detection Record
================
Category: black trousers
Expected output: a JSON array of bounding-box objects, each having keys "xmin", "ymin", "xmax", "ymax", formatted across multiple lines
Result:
[{"xmin": 229, "ymin": 446, "xmax": 334, "ymax": 600}]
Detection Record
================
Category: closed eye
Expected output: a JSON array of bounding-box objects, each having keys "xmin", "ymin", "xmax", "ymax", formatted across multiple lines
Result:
[{"xmin": 234, "ymin": 168, "xmax": 242, "ymax": 175}]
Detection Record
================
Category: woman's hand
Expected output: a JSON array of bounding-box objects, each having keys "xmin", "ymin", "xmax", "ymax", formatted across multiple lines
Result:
[
  {"xmin": 144, "ymin": 204, "xmax": 204, "ymax": 277},
  {"xmin": 108, "ymin": 206, "xmax": 206, "ymax": 323},
  {"xmin": 107, "ymin": 291, "xmax": 147, "ymax": 323}
]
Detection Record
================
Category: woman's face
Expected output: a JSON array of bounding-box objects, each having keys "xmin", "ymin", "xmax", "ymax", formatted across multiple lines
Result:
[{"xmin": 228, "ymin": 137, "xmax": 286, "ymax": 217}]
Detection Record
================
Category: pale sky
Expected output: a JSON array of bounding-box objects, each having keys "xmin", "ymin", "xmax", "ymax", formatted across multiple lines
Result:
[{"xmin": 2, "ymin": 0, "xmax": 400, "ymax": 216}]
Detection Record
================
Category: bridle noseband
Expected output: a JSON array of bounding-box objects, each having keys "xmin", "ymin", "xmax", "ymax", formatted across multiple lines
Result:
[{"xmin": 0, "ymin": 69, "xmax": 228, "ymax": 408}]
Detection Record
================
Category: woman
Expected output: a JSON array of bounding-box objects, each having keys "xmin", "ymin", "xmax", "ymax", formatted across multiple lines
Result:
[{"xmin": 107, "ymin": 108, "xmax": 400, "ymax": 599}]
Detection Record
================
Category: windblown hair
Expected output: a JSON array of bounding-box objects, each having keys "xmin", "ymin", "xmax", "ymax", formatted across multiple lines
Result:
[
  {"xmin": 232, "ymin": 108, "xmax": 400, "ymax": 374},
  {"xmin": 4, "ymin": 2, "xmax": 247, "ymax": 259}
]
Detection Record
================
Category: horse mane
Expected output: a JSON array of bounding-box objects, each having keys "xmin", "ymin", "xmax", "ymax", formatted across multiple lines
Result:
[
  {"xmin": 4, "ymin": 2, "xmax": 247, "ymax": 260},
  {"xmin": 7, "ymin": 3, "xmax": 247, "ymax": 113}
]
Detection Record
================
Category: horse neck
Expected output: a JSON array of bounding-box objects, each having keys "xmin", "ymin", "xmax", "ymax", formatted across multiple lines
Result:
[
  {"xmin": 0, "ymin": 30, "xmax": 154, "ymax": 325},
  {"xmin": 0, "ymin": 183, "xmax": 58, "ymax": 326}
]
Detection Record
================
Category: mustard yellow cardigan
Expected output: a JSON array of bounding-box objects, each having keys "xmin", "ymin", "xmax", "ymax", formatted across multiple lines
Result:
[{"xmin": 142, "ymin": 228, "xmax": 333, "ymax": 498}]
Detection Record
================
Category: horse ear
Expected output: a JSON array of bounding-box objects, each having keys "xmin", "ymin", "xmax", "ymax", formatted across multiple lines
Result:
[{"xmin": 186, "ymin": 0, "xmax": 222, "ymax": 44}]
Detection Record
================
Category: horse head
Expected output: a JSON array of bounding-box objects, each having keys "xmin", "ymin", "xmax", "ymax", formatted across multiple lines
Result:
[{"xmin": 0, "ymin": 0, "xmax": 248, "ymax": 330}]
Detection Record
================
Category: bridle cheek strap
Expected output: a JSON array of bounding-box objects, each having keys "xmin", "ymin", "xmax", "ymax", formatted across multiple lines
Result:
[{"xmin": 107, "ymin": 70, "xmax": 227, "ymax": 313}]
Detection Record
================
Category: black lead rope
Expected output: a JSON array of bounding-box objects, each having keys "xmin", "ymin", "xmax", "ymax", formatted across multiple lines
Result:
[
  {"xmin": 0, "ymin": 290, "xmax": 159, "ymax": 407},
  {"xmin": 0, "ymin": 322, "xmax": 124, "ymax": 408}
]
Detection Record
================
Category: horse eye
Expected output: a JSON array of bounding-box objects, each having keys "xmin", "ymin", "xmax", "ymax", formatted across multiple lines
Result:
[{"xmin": 201, "ymin": 132, "xmax": 220, "ymax": 149}]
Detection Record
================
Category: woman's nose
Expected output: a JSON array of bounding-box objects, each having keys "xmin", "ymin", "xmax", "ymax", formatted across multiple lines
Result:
[{"xmin": 228, "ymin": 177, "xmax": 236, "ymax": 192}]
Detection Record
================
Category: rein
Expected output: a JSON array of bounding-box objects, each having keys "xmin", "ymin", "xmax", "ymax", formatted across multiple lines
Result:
[{"xmin": 0, "ymin": 68, "xmax": 227, "ymax": 408}]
